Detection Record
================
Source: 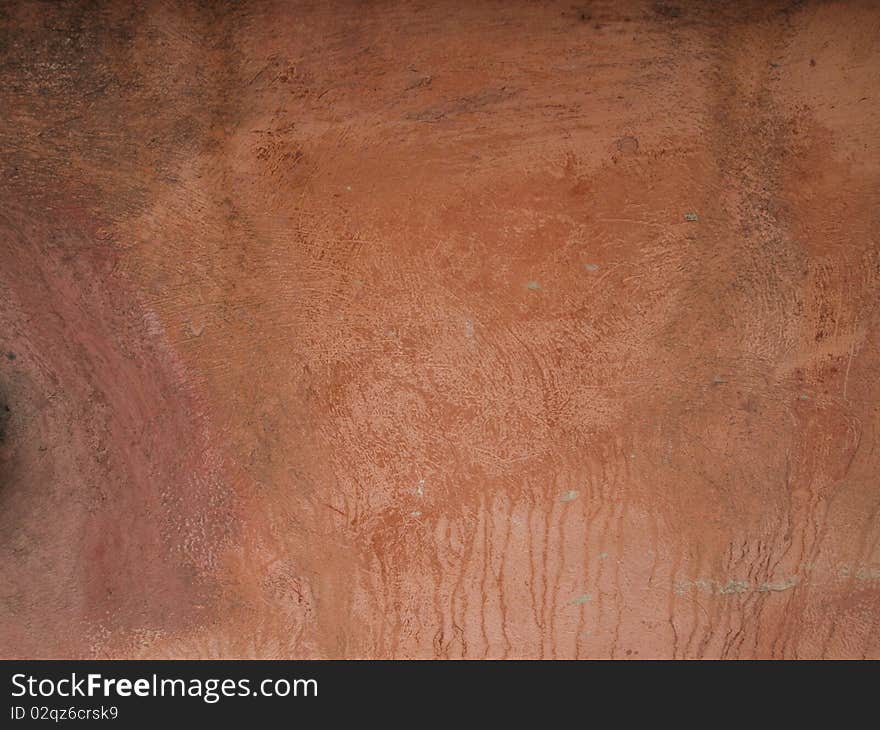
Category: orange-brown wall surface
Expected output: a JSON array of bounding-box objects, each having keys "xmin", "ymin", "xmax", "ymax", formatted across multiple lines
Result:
[{"xmin": 1, "ymin": 0, "xmax": 879, "ymax": 658}]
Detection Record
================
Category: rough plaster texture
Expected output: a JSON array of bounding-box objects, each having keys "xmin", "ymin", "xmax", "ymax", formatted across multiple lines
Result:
[{"xmin": 1, "ymin": 0, "xmax": 879, "ymax": 658}]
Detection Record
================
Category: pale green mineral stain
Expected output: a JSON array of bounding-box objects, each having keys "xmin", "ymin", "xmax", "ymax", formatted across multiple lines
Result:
[
  {"xmin": 677, "ymin": 578, "xmax": 754, "ymax": 596},
  {"xmin": 839, "ymin": 564, "xmax": 880, "ymax": 580},
  {"xmin": 717, "ymin": 579, "xmax": 750, "ymax": 595},
  {"xmin": 677, "ymin": 576, "xmax": 799, "ymax": 596},
  {"xmin": 758, "ymin": 577, "xmax": 799, "ymax": 592},
  {"xmin": 570, "ymin": 593, "xmax": 593, "ymax": 605},
  {"xmin": 560, "ymin": 490, "xmax": 579, "ymax": 502}
]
